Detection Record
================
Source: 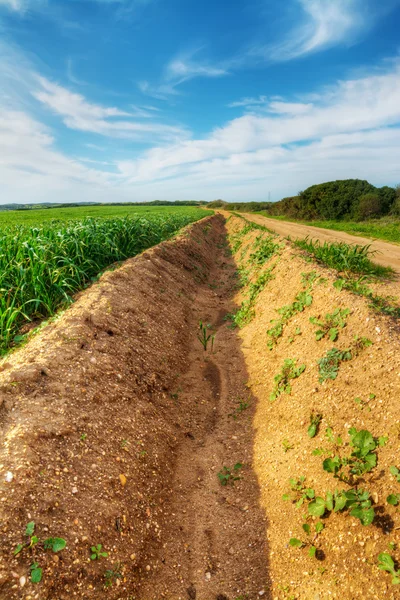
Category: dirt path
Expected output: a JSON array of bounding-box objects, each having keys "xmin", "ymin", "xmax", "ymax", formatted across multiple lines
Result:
[
  {"xmin": 239, "ymin": 212, "xmax": 400, "ymax": 273},
  {"xmin": 138, "ymin": 225, "xmax": 270, "ymax": 599}
]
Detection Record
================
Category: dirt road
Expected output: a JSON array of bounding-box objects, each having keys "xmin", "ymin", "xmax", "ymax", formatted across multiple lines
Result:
[{"xmin": 240, "ymin": 213, "xmax": 400, "ymax": 273}]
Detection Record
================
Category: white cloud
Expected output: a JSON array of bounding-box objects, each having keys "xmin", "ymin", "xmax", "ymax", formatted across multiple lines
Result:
[
  {"xmin": 33, "ymin": 77, "xmax": 188, "ymax": 141},
  {"xmin": 228, "ymin": 96, "xmax": 268, "ymax": 108},
  {"xmin": 252, "ymin": 0, "xmax": 365, "ymax": 62},
  {"xmin": 118, "ymin": 61, "xmax": 400, "ymax": 193}
]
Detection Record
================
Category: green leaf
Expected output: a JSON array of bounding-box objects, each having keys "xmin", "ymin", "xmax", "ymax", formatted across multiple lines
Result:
[
  {"xmin": 325, "ymin": 491, "xmax": 334, "ymax": 512},
  {"xmin": 308, "ymin": 497, "xmax": 326, "ymax": 517},
  {"xmin": 378, "ymin": 436, "xmax": 388, "ymax": 447},
  {"xmin": 392, "ymin": 576, "xmax": 400, "ymax": 585},
  {"xmin": 282, "ymin": 494, "xmax": 291, "ymax": 501},
  {"xmin": 315, "ymin": 522, "xmax": 324, "ymax": 534},
  {"xmin": 25, "ymin": 522, "xmax": 35, "ymax": 536},
  {"xmin": 350, "ymin": 506, "xmax": 375, "ymax": 526},
  {"xmin": 30, "ymin": 563, "xmax": 42, "ymax": 584},
  {"xmin": 334, "ymin": 492, "xmax": 347, "ymax": 512},
  {"xmin": 329, "ymin": 328, "xmax": 338, "ymax": 342},
  {"xmin": 308, "ymin": 424, "xmax": 317, "ymax": 438},
  {"xmin": 13, "ymin": 543, "xmax": 25, "ymax": 556},
  {"xmin": 387, "ymin": 494, "xmax": 400, "ymax": 506},
  {"xmin": 390, "ymin": 466, "xmax": 400, "ymax": 477},
  {"xmin": 323, "ymin": 456, "xmax": 341, "ymax": 474},
  {"xmin": 308, "ymin": 546, "xmax": 317, "ymax": 558},
  {"xmin": 289, "ymin": 538, "xmax": 303, "ymax": 548},
  {"xmin": 350, "ymin": 429, "xmax": 376, "ymax": 455},
  {"xmin": 378, "ymin": 552, "xmax": 396, "ymax": 574},
  {"xmin": 302, "ymin": 524, "xmax": 311, "ymax": 535},
  {"xmin": 315, "ymin": 331, "xmax": 324, "ymax": 341},
  {"xmin": 43, "ymin": 537, "xmax": 66, "ymax": 552}
]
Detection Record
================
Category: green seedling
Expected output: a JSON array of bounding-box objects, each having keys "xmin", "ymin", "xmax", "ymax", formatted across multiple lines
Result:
[
  {"xmin": 389, "ymin": 542, "xmax": 397, "ymax": 551},
  {"xmin": 270, "ymin": 359, "xmax": 306, "ymax": 401},
  {"xmin": 317, "ymin": 348, "xmax": 352, "ymax": 383},
  {"xmin": 30, "ymin": 562, "xmax": 42, "ymax": 584},
  {"xmin": 290, "ymin": 521, "xmax": 324, "ymax": 558},
  {"xmin": 307, "ymin": 488, "xmax": 375, "ymax": 526},
  {"xmin": 323, "ymin": 428, "xmax": 378, "ymax": 481},
  {"xmin": 217, "ymin": 463, "xmax": 243, "ymax": 486},
  {"xmin": 387, "ymin": 494, "xmax": 400, "ymax": 506},
  {"xmin": 308, "ymin": 413, "xmax": 322, "ymax": 438},
  {"xmin": 43, "ymin": 537, "xmax": 67, "ymax": 552},
  {"xmin": 91, "ymin": 544, "xmax": 109, "ymax": 560},
  {"xmin": 352, "ymin": 335, "xmax": 373, "ymax": 356},
  {"xmin": 354, "ymin": 396, "xmax": 371, "ymax": 412},
  {"xmin": 267, "ymin": 289, "xmax": 313, "ymax": 349},
  {"xmin": 378, "ymin": 553, "xmax": 400, "ymax": 585},
  {"xmin": 104, "ymin": 562, "xmax": 123, "ymax": 588},
  {"xmin": 80, "ymin": 433, "xmax": 87, "ymax": 442},
  {"xmin": 309, "ymin": 308, "xmax": 350, "ymax": 341},
  {"xmin": 121, "ymin": 439, "xmax": 129, "ymax": 449},
  {"xmin": 197, "ymin": 321, "xmax": 215, "ymax": 352},
  {"xmin": 283, "ymin": 477, "xmax": 315, "ymax": 508},
  {"xmin": 390, "ymin": 466, "xmax": 400, "ymax": 483},
  {"xmin": 228, "ymin": 398, "xmax": 250, "ymax": 419},
  {"xmin": 282, "ymin": 439, "xmax": 294, "ymax": 453}
]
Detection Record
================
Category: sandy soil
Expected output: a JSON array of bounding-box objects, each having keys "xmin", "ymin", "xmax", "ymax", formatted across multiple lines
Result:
[
  {"xmin": 240, "ymin": 212, "xmax": 400, "ymax": 274},
  {"xmin": 226, "ymin": 214, "xmax": 400, "ymax": 600}
]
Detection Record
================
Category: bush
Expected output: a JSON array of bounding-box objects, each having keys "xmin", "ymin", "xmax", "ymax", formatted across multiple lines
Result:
[
  {"xmin": 357, "ymin": 193, "xmax": 384, "ymax": 220},
  {"xmin": 390, "ymin": 185, "xmax": 400, "ymax": 216}
]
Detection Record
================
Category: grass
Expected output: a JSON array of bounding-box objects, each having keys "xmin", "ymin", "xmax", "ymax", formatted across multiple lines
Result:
[
  {"xmin": 0, "ymin": 209, "xmax": 204, "ymax": 355},
  {"xmin": 256, "ymin": 213, "xmax": 400, "ymax": 245},
  {"xmin": 293, "ymin": 237, "xmax": 393, "ymax": 277}
]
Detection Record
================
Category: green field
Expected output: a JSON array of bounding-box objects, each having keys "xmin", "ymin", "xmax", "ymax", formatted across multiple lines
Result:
[
  {"xmin": 257, "ymin": 213, "xmax": 400, "ymax": 244},
  {"xmin": 0, "ymin": 204, "xmax": 205, "ymax": 225},
  {"xmin": 0, "ymin": 206, "xmax": 206, "ymax": 355}
]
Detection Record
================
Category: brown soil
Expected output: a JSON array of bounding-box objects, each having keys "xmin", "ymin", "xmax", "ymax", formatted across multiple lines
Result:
[
  {"xmin": 1, "ymin": 212, "xmax": 400, "ymax": 600},
  {"xmin": 0, "ymin": 215, "xmax": 269, "ymax": 599},
  {"xmin": 240, "ymin": 212, "xmax": 400, "ymax": 274}
]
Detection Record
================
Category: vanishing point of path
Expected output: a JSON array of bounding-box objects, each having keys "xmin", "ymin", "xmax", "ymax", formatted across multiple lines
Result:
[{"xmin": 240, "ymin": 212, "xmax": 400, "ymax": 274}]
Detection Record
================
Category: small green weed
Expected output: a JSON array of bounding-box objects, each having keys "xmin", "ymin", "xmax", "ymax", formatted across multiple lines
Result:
[
  {"xmin": 308, "ymin": 413, "xmax": 322, "ymax": 438},
  {"xmin": 317, "ymin": 348, "xmax": 352, "ymax": 382},
  {"xmin": 104, "ymin": 563, "xmax": 123, "ymax": 588},
  {"xmin": 217, "ymin": 463, "xmax": 243, "ymax": 486},
  {"xmin": 322, "ymin": 428, "xmax": 378, "ymax": 481},
  {"xmin": 30, "ymin": 562, "xmax": 43, "ymax": 584},
  {"xmin": 282, "ymin": 477, "xmax": 315, "ymax": 508},
  {"xmin": 228, "ymin": 397, "xmax": 250, "ymax": 419},
  {"xmin": 294, "ymin": 237, "xmax": 393, "ymax": 277},
  {"xmin": 282, "ymin": 439, "xmax": 294, "ymax": 453},
  {"xmin": 197, "ymin": 321, "xmax": 215, "ymax": 352},
  {"xmin": 270, "ymin": 359, "xmax": 306, "ymax": 401},
  {"xmin": 91, "ymin": 544, "xmax": 109, "ymax": 560},
  {"xmin": 309, "ymin": 308, "xmax": 350, "ymax": 341}
]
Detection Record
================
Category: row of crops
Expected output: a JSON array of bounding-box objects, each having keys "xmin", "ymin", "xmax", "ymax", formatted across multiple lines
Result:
[{"xmin": 0, "ymin": 209, "xmax": 205, "ymax": 355}]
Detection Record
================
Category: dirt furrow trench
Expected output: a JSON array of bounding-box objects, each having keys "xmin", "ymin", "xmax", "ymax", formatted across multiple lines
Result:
[
  {"xmin": 138, "ymin": 225, "xmax": 270, "ymax": 599},
  {"xmin": 0, "ymin": 215, "xmax": 270, "ymax": 600}
]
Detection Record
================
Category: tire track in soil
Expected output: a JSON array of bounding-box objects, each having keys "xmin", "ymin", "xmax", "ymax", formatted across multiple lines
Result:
[{"xmin": 138, "ymin": 226, "xmax": 271, "ymax": 600}]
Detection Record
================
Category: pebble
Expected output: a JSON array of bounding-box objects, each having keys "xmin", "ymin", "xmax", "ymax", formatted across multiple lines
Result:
[
  {"xmin": 72, "ymin": 487, "xmax": 78, "ymax": 494},
  {"xmin": 146, "ymin": 565, "xmax": 151, "ymax": 572},
  {"xmin": 19, "ymin": 576, "xmax": 26, "ymax": 588},
  {"xmin": 205, "ymin": 572, "xmax": 211, "ymax": 581},
  {"xmin": 5, "ymin": 472, "xmax": 13, "ymax": 483}
]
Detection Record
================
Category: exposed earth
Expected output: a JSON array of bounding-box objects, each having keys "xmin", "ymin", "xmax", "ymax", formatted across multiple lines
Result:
[{"xmin": 0, "ymin": 213, "xmax": 399, "ymax": 600}]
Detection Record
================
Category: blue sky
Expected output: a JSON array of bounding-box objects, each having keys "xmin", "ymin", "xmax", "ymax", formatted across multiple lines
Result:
[{"xmin": 1, "ymin": 0, "xmax": 400, "ymax": 203}]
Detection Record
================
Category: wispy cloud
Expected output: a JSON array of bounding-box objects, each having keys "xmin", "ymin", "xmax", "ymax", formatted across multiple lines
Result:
[
  {"xmin": 139, "ymin": 48, "xmax": 229, "ymax": 100},
  {"xmin": 33, "ymin": 77, "xmax": 187, "ymax": 141},
  {"xmin": 250, "ymin": 0, "xmax": 400, "ymax": 63}
]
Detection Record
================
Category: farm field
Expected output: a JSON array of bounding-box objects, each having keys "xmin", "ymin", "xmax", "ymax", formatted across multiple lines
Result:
[
  {"xmin": 0, "ymin": 213, "xmax": 399, "ymax": 599},
  {"xmin": 0, "ymin": 204, "xmax": 205, "ymax": 226},
  {"xmin": 0, "ymin": 206, "xmax": 205, "ymax": 355}
]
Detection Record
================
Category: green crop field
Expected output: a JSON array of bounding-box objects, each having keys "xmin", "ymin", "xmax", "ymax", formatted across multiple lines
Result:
[{"xmin": 0, "ymin": 206, "xmax": 206, "ymax": 355}]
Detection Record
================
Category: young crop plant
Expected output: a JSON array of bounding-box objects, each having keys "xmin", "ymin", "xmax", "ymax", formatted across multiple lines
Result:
[
  {"xmin": 317, "ymin": 348, "xmax": 352, "ymax": 382},
  {"xmin": 308, "ymin": 413, "xmax": 323, "ymax": 438},
  {"xmin": 232, "ymin": 266, "xmax": 275, "ymax": 328},
  {"xmin": 228, "ymin": 397, "xmax": 250, "ymax": 419},
  {"xmin": 289, "ymin": 521, "xmax": 325, "ymax": 558},
  {"xmin": 282, "ymin": 439, "xmax": 295, "ymax": 453},
  {"xmin": 334, "ymin": 276, "xmax": 400, "ymax": 319},
  {"xmin": 282, "ymin": 477, "xmax": 315, "ymax": 508},
  {"xmin": 217, "ymin": 463, "xmax": 244, "ymax": 486},
  {"xmin": 378, "ymin": 553, "xmax": 400, "ymax": 585},
  {"xmin": 309, "ymin": 308, "xmax": 350, "ymax": 341},
  {"xmin": 197, "ymin": 321, "xmax": 215, "ymax": 352},
  {"xmin": 270, "ymin": 359, "xmax": 306, "ymax": 401},
  {"xmin": 387, "ymin": 466, "xmax": 400, "ymax": 505}
]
